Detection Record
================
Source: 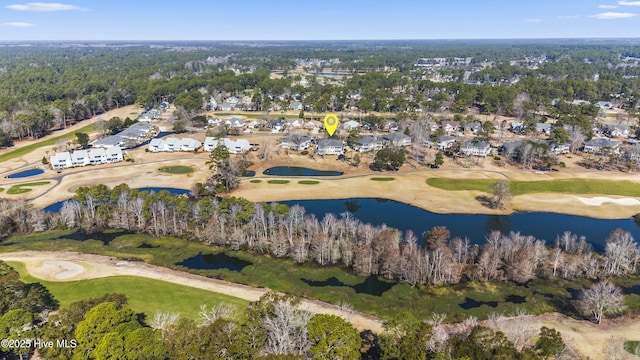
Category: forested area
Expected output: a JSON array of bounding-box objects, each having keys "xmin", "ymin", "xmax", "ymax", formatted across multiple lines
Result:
[{"xmin": 2, "ymin": 41, "xmax": 640, "ymax": 149}]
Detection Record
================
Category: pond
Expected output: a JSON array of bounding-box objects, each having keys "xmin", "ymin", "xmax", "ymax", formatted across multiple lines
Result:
[
  {"xmin": 43, "ymin": 187, "xmax": 191, "ymax": 212},
  {"xmin": 242, "ymin": 170, "xmax": 256, "ymax": 177},
  {"xmin": 48, "ymin": 229, "xmax": 132, "ymax": 245},
  {"xmin": 279, "ymin": 198, "xmax": 640, "ymax": 251},
  {"xmin": 176, "ymin": 253, "xmax": 253, "ymax": 271},
  {"xmin": 302, "ymin": 275, "xmax": 396, "ymax": 296},
  {"xmin": 458, "ymin": 295, "xmax": 526, "ymax": 310},
  {"xmin": 263, "ymin": 166, "xmax": 343, "ymax": 177},
  {"xmin": 6, "ymin": 168, "xmax": 44, "ymax": 178}
]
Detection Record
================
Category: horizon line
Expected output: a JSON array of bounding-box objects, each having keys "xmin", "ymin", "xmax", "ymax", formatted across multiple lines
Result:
[{"xmin": 1, "ymin": 37, "xmax": 640, "ymax": 42}]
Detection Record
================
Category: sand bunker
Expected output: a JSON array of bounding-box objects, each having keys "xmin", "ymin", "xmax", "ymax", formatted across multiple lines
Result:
[
  {"xmin": 577, "ymin": 197, "xmax": 640, "ymax": 206},
  {"xmin": 41, "ymin": 260, "xmax": 85, "ymax": 280}
]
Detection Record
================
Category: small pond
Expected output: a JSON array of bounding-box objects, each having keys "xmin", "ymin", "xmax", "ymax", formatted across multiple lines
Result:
[
  {"xmin": 302, "ymin": 275, "xmax": 395, "ymax": 296},
  {"xmin": 176, "ymin": 253, "xmax": 253, "ymax": 271},
  {"xmin": 263, "ymin": 166, "xmax": 343, "ymax": 177},
  {"xmin": 44, "ymin": 187, "xmax": 191, "ymax": 212},
  {"xmin": 242, "ymin": 170, "xmax": 256, "ymax": 177},
  {"xmin": 7, "ymin": 168, "xmax": 44, "ymax": 178},
  {"xmin": 459, "ymin": 295, "xmax": 526, "ymax": 310}
]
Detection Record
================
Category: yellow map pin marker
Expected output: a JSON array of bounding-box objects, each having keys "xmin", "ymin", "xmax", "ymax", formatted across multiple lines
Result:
[{"xmin": 324, "ymin": 114, "xmax": 339, "ymax": 136}]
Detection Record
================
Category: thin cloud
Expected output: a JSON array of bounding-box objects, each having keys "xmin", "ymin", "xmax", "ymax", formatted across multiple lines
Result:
[
  {"xmin": 1, "ymin": 22, "xmax": 35, "ymax": 27},
  {"xmin": 599, "ymin": 4, "xmax": 619, "ymax": 8},
  {"xmin": 589, "ymin": 11, "xmax": 638, "ymax": 18},
  {"xmin": 6, "ymin": 2, "xmax": 88, "ymax": 12},
  {"xmin": 619, "ymin": 1, "xmax": 640, "ymax": 5},
  {"xmin": 558, "ymin": 15, "xmax": 580, "ymax": 19},
  {"xmin": 525, "ymin": 18, "xmax": 542, "ymax": 23}
]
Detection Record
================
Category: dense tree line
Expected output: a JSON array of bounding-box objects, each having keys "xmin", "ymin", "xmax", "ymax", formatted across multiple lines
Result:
[{"xmin": 3, "ymin": 184, "xmax": 639, "ymax": 290}]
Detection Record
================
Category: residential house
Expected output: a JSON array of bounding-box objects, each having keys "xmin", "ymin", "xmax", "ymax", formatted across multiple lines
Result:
[
  {"xmin": 381, "ymin": 132, "xmax": 412, "ymax": 147},
  {"xmin": 464, "ymin": 121, "xmax": 482, "ymax": 134},
  {"xmin": 148, "ymin": 138, "xmax": 163, "ymax": 152},
  {"xmin": 88, "ymin": 148, "xmax": 107, "ymax": 164},
  {"xmin": 535, "ymin": 123, "xmax": 552, "ymax": 134},
  {"xmin": 234, "ymin": 103, "xmax": 246, "ymax": 111},
  {"xmin": 219, "ymin": 102, "xmax": 232, "ymax": 111},
  {"xmin": 226, "ymin": 117, "xmax": 245, "ymax": 128},
  {"xmin": 204, "ymin": 137, "xmax": 251, "ymax": 154},
  {"xmin": 226, "ymin": 96, "xmax": 239, "ymax": 105},
  {"xmin": 304, "ymin": 120, "xmax": 322, "ymax": 130},
  {"xmin": 461, "ymin": 140, "xmax": 491, "ymax": 157},
  {"xmin": 550, "ymin": 142, "xmax": 570, "ymax": 155},
  {"xmin": 270, "ymin": 118, "xmax": 286, "ymax": 132},
  {"xmin": 510, "ymin": 121, "xmax": 524, "ymax": 133},
  {"xmin": 281, "ymin": 134, "xmax": 312, "ymax": 151},
  {"xmin": 383, "ymin": 121, "xmax": 399, "ymax": 132},
  {"xmin": 288, "ymin": 119, "xmax": 304, "ymax": 129},
  {"xmin": 571, "ymin": 100, "xmax": 590, "ymax": 106},
  {"xmin": 605, "ymin": 124, "xmax": 630, "ymax": 138},
  {"xmin": 178, "ymin": 138, "xmax": 202, "ymax": 152},
  {"xmin": 441, "ymin": 121, "xmax": 460, "ymax": 134},
  {"xmin": 290, "ymin": 101, "xmax": 303, "ymax": 111},
  {"xmin": 50, "ymin": 152, "xmax": 72, "ymax": 170},
  {"xmin": 160, "ymin": 101, "xmax": 170, "ymax": 110},
  {"xmin": 209, "ymin": 97, "xmax": 218, "ymax": 110},
  {"xmin": 501, "ymin": 141, "xmax": 522, "ymax": 158},
  {"xmin": 583, "ymin": 138, "xmax": 620, "ymax": 154},
  {"xmin": 353, "ymin": 136, "xmax": 383, "ymax": 152},
  {"xmin": 316, "ymin": 139, "xmax": 344, "ymax": 155},
  {"xmin": 208, "ymin": 118, "xmax": 222, "ymax": 126},
  {"xmin": 93, "ymin": 135, "xmax": 124, "ymax": 149},
  {"xmin": 434, "ymin": 135, "xmax": 456, "ymax": 150},
  {"xmin": 343, "ymin": 120, "xmax": 360, "ymax": 131},
  {"xmin": 71, "ymin": 150, "xmax": 89, "ymax": 167},
  {"xmin": 595, "ymin": 101, "xmax": 613, "ymax": 110},
  {"xmin": 105, "ymin": 146, "xmax": 124, "ymax": 162}
]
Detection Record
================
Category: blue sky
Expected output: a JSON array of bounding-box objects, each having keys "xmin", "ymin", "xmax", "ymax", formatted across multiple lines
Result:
[{"xmin": 1, "ymin": 1, "xmax": 640, "ymax": 40}]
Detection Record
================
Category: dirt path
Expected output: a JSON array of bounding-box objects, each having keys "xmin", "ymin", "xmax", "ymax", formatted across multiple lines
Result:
[{"xmin": 0, "ymin": 251, "xmax": 384, "ymax": 333}]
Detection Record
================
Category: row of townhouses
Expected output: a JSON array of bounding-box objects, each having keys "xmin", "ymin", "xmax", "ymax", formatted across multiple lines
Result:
[{"xmin": 50, "ymin": 147, "xmax": 124, "ymax": 170}]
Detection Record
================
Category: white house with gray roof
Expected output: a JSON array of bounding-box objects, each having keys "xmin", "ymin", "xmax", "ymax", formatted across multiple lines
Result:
[
  {"xmin": 381, "ymin": 132, "xmax": 412, "ymax": 147},
  {"xmin": 353, "ymin": 136, "xmax": 383, "ymax": 152},
  {"xmin": 316, "ymin": 139, "xmax": 344, "ymax": 155},
  {"xmin": 583, "ymin": 138, "xmax": 620, "ymax": 154},
  {"xmin": 461, "ymin": 140, "xmax": 491, "ymax": 157},
  {"xmin": 204, "ymin": 137, "xmax": 251, "ymax": 154},
  {"xmin": 281, "ymin": 134, "xmax": 312, "ymax": 151}
]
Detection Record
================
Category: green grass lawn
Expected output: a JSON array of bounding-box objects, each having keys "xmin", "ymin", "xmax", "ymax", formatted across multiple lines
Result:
[
  {"xmin": 625, "ymin": 341, "xmax": 640, "ymax": 356},
  {"xmin": 249, "ymin": 179, "xmax": 262, "ymax": 183},
  {"xmin": 371, "ymin": 177, "xmax": 395, "ymax": 182},
  {"xmin": 7, "ymin": 181, "xmax": 50, "ymax": 195},
  {"xmin": 298, "ymin": 180, "xmax": 320, "ymax": 185},
  {"xmin": 267, "ymin": 179, "xmax": 290, "ymax": 184},
  {"xmin": 158, "ymin": 165, "xmax": 194, "ymax": 174},
  {"xmin": 0, "ymin": 123, "xmax": 96, "ymax": 163},
  {"xmin": 427, "ymin": 178, "xmax": 640, "ymax": 197},
  {"xmin": 5, "ymin": 260, "xmax": 248, "ymax": 321}
]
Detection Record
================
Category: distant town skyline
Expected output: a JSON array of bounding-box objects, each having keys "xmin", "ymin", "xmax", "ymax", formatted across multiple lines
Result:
[{"xmin": 2, "ymin": 1, "xmax": 640, "ymax": 41}]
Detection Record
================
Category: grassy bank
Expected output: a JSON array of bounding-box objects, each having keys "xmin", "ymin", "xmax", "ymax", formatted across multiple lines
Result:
[
  {"xmin": 427, "ymin": 178, "xmax": 640, "ymax": 197},
  {"xmin": 0, "ymin": 123, "xmax": 96, "ymax": 163},
  {"xmin": 7, "ymin": 181, "xmax": 51, "ymax": 194},
  {"xmin": 4, "ymin": 229, "xmax": 636, "ymax": 323},
  {"xmin": 6, "ymin": 261, "xmax": 247, "ymax": 320},
  {"xmin": 158, "ymin": 165, "xmax": 194, "ymax": 174}
]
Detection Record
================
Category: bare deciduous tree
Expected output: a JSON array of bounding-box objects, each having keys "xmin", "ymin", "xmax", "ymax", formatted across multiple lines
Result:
[
  {"xmin": 577, "ymin": 280, "xmax": 627, "ymax": 324},
  {"xmin": 262, "ymin": 300, "xmax": 311, "ymax": 355}
]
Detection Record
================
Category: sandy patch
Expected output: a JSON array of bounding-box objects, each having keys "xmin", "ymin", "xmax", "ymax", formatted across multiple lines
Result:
[
  {"xmin": 42, "ymin": 260, "xmax": 85, "ymax": 280},
  {"xmin": 578, "ymin": 196, "xmax": 640, "ymax": 206}
]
